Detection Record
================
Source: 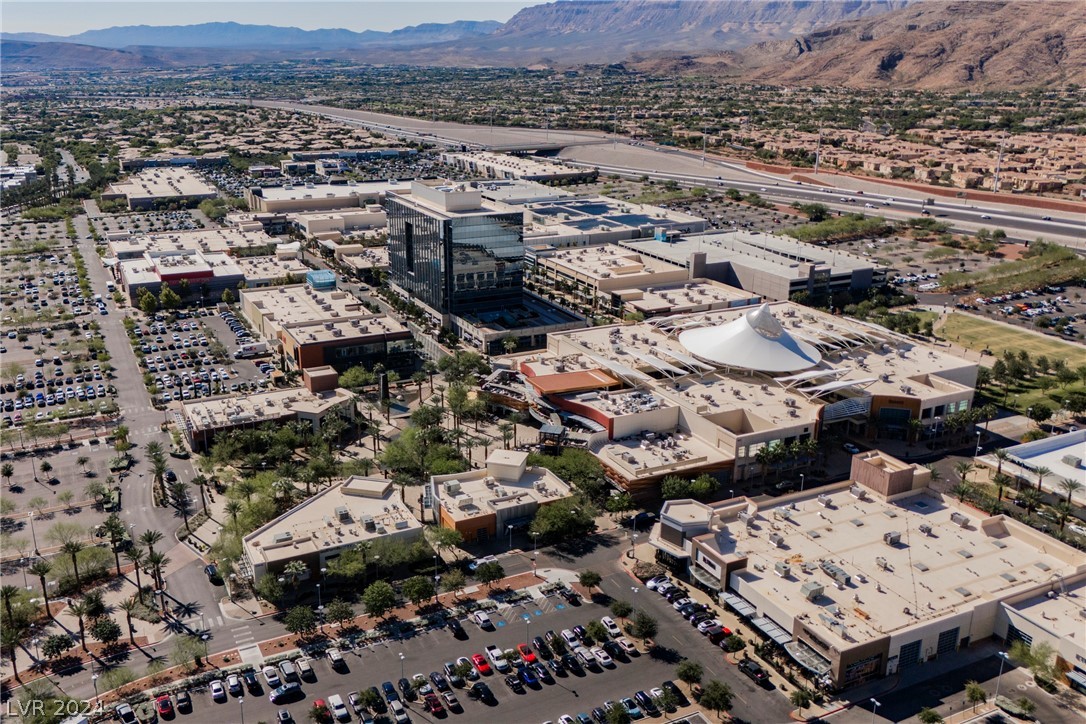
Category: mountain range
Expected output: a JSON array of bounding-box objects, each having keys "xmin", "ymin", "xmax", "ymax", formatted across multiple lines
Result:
[{"xmin": 3, "ymin": 1, "xmax": 1083, "ymax": 89}]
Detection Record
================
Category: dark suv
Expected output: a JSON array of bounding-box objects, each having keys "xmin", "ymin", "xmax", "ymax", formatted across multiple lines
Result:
[{"xmin": 739, "ymin": 659, "xmax": 769, "ymax": 684}]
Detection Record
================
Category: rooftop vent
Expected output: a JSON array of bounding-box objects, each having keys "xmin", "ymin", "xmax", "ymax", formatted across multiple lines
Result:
[{"xmin": 883, "ymin": 531, "xmax": 901, "ymax": 546}]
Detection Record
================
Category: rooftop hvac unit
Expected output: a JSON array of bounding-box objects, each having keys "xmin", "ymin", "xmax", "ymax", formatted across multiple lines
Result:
[
  {"xmin": 774, "ymin": 561, "xmax": 791, "ymax": 578},
  {"xmin": 818, "ymin": 495, "xmax": 832, "ymax": 508},
  {"xmin": 918, "ymin": 524, "xmax": 932, "ymax": 536},
  {"xmin": 820, "ymin": 560, "xmax": 851, "ymax": 585},
  {"xmin": 883, "ymin": 531, "xmax": 902, "ymax": 546},
  {"xmin": 769, "ymin": 532, "xmax": 785, "ymax": 548},
  {"xmin": 875, "ymin": 556, "xmax": 889, "ymax": 570},
  {"xmin": 335, "ymin": 506, "xmax": 351, "ymax": 522},
  {"xmin": 361, "ymin": 515, "xmax": 375, "ymax": 532},
  {"xmin": 272, "ymin": 532, "xmax": 293, "ymax": 544},
  {"xmin": 849, "ymin": 484, "xmax": 867, "ymax": 500},
  {"xmin": 443, "ymin": 481, "xmax": 462, "ymax": 495},
  {"xmin": 800, "ymin": 581, "xmax": 824, "ymax": 601},
  {"xmin": 950, "ymin": 512, "xmax": 970, "ymax": 528},
  {"xmin": 457, "ymin": 496, "xmax": 475, "ymax": 509}
]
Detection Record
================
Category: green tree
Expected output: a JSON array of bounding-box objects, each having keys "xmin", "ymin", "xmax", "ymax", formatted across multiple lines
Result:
[
  {"xmin": 917, "ymin": 708, "xmax": 944, "ymax": 724},
  {"xmin": 139, "ymin": 292, "xmax": 158, "ymax": 315},
  {"xmin": 1057, "ymin": 477, "xmax": 1083, "ymax": 504},
  {"xmin": 255, "ymin": 574, "xmax": 284, "ymax": 604},
  {"xmin": 442, "ymin": 569, "xmax": 467, "ymax": 598},
  {"xmin": 474, "ymin": 561, "xmax": 505, "ymax": 590},
  {"xmin": 965, "ymin": 680, "xmax": 987, "ymax": 712},
  {"xmin": 159, "ymin": 286, "xmax": 182, "ymax": 310},
  {"xmin": 610, "ymin": 600, "xmax": 633, "ymax": 621},
  {"xmin": 586, "ymin": 620, "xmax": 609, "ymax": 644},
  {"xmin": 701, "ymin": 680, "xmax": 734, "ymax": 719},
  {"xmin": 675, "ymin": 660, "xmax": 704, "ymax": 687},
  {"xmin": 1, "ymin": 462, "xmax": 13, "ymax": 488},
  {"xmin": 631, "ymin": 611, "xmax": 658, "ymax": 645},
  {"xmin": 41, "ymin": 633, "xmax": 74, "ymax": 659},
  {"xmin": 606, "ymin": 704, "xmax": 631, "ymax": 724},
  {"xmin": 172, "ymin": 633, "xmax": 209, "ymax": 670},
  {"xmin": 362, "ymin": 580, "xmax": 397, "ymax": 618},
  {"xmin": 790, "ymin": 687, "xmax": 813, "ymax": 713},
  {"xmin": 90, "ymin": 617, "xmax": 122, "ymax": 645},
  {"xmin": 61, "ymin": 540, "xmax": 85, "ymax": 588},
  {"xmin": 324, "ymin": 598, "xmax": 355, "ymax": 628},
  {"xmin": 29, "ymin": 559, "xmax": 52, "ymax": 616},
  {"xmin": 284, "ymin": 605, "xmax": 317, "ymax": 638},
  {"xmin": 402, "ymin": 576, "xmax": 435, "ymax": 607},
  {"xmin": 578, "ymin": 569, "xmax": 602, "ymax": 595},
  {"xmin": 660, "ymin": 475, "xmax": 691, "ymax": 500},
  {"xmin": 221, "ymin": 288, "xmax": 235, "ymax": 304}
]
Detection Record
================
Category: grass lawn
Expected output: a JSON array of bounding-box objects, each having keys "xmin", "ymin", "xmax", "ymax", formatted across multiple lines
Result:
[{"xmin": 939, "ymin": 313, "xmax": 1085, "ymax": 366}]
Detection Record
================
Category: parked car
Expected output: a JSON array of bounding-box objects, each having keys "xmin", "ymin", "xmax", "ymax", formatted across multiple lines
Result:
[
  {"xmin": 739, "ymin": 659, "xmax": 770, "ymax": 684},
  {"xmin": 210, "ymin": 680, "xmax": 227, "ymax": 701}
]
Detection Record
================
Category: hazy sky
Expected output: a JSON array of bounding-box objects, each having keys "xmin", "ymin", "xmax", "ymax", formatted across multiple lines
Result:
[{"xmin": 3, "ymin": 1, "xmax": 540, "ymax": 35}]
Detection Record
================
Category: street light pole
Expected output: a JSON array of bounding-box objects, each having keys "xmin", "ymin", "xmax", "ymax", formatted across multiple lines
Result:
[
  {"xmin": 799, "ymin": 474, "xmax": 805, "ymax": 492},
  {"xmin": 993, "ymin": 651, "xmax": 1010, "ymax": 701},
  {"xmin": 870, "ymin": 698, "xmax": 881, "ymax": 723},
  {"xmin": 91, "ymin": 673, "xmax": 99, "ymax": 704},
  {"xmin": 974, "ymin": 430, "xmax": 983, "ymax": 463},
  {"xmin": 239, "ymin": 697, "xmax": 244, "ymax": 724},
  {"xmin": 399, "ymin": 652, "xmax": 405, "ymax": 681},
  {"xmin": 28, "ymin": 512, "xmax": 38, "ymax": 554}
]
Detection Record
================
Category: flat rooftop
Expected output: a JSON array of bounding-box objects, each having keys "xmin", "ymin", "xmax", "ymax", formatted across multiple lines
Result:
[
  {"xmin": 547, "ymin": 302, "xmax": 975, "ymax": 403},
  {"xmin": 108, "ymin": 228, "xmax": 278, "ymax": 258},
  {"xmin": 242, "ymin": 284, "xmax": 369, "ymax": 327},
  {"xmin": 1000, "ymin": 429, "xmax": 1086, "ymax": 502},
  {"xmin": 255, "ymin": 179, "xmax": 409, "ymax": 202},
  {"xmin": 477, "ymin": 179, "xmax": 575, "ymax": 205},
  {"xmin": 535, "ymin": 244, "xmax": 687, "ymax": 282},
  {"xmin": 182, "ymin": 386, "xmax": 352, "ymax": 433},
  {"xmin": 244, "ymin": 476, "xmax": 422, "ymax": 566},
  {"xmin": 623, "ymin": 229, "xmax": 877, "ymax": 278},
  {"xmin": 337, "ymin": 246, "xmax": 390, "ymax": 271},
  {"xmin": 108, "ymin": 167, "xmax": 217, "ymax": 199},
  {"xmin": 443, "ymin": 151, "xmax": 587, "ymax": 179},
  {"xmin": 617, "ymin": 280, "xmax": 760, "ymax": 316},
  {"xmin": 457, "ymin": 294, "xmax": 583, "ymax": 332},
  {"xmin": 599, "ymin": 429, "xmax": 730, "ymax": 480},
  {"xmin": 285, "ymin": 314, "xmax": 410, "ymax": 346},
  {"xmin": 1004, "ymin": 574, "xmax": 1086, "ymax": 644},
  {"xmin": 525, "ymin": 196, "xmax": 704, "ymax": 233},
  {"xmin": 688, "ymin": 485, "xmax": 1083, "ymax": 647},
  {"xmin": 233, "ymin": 256, "xmax": 309, "ymax": 282},
  {"xmin": 388, "ymin": 179, "xmax": 514, "ymax": 219},
  {"xmin": 433, "ymin": 455, "xmax": 573, "ymax": 523}
]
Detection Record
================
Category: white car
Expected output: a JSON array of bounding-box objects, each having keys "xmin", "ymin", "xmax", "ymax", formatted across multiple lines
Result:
[
  {"xmin": 328, "ymin": 694, "xmax": 351, "ymax": 722},
  {"xmin": 697, "ymin": 619, "xmax": 724, "ymax": 634},
  {"xmin": 561, "ymin": 629, "xmax": 579, "ymax": 647},
  {"xmin": 209, "ymin": 680, "xmax": 226, "ymax": 701},
  {"xmin": 656, "ymin": 582, "xmax": 675, "ymax": 596},
  {"xmin": 590, "ymin": 646, "xmax": 614, "ymax": 667},
  {"xmin": 645, "ymin": 575, "xmax": 669, "ymax": 591},
  {"xmin": 262, "ymin": 665, "xmax": 281, "ymax": 688},
  {"xmin": 671, "ymin": 597, "xmax": 693, "ymax": 611},
  {"xmin": 616, "ymin": 637, "xmax": 639, "ymax": 655},
  {"xmin": 559, "ymin": 716, "xmax": 577, "ymax": 724},
  {"xmin": 226, "ymin": 673, "xmax": 241, "ymax": 695},
  {"xmin": 389, "ymin": 699, "xmax": 409, "ymax": 724},
  {"xmin": 472, "ymin": 611, "xmax": 493, "ymax": 629},
  {"xmin": 601, "ymin": 616, "xmax": 621, "ymax": 638}
]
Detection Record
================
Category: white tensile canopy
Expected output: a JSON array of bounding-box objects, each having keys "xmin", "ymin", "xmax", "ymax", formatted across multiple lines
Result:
[{"xmin": 678, "ymin": 303, "xmax": 823, "ymax": 373}]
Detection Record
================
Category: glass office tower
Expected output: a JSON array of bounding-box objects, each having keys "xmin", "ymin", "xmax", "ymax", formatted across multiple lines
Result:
[{"xmin": 387, "ymin": 184, "xmax": 524, "ymax": 316}]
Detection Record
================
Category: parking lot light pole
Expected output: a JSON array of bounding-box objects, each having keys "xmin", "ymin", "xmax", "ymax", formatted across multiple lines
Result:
[
  {"xmin": 869, "ymin": 698, "xmax": 881, "ymax": 723},
  {"xmin": 91, "ymin": 673, "xmax": 99, "ymax": 704},
  {"xmin": 239, "ymin": 697, "xmax": 244, "ymax": 724},
  {"xmin": 993, "ymin": 651, "xmax": 1010, "ymax": 701},
  {"xmin": 799, "ymin": 474, "xmax": 805, "ymax": 492},
  {"xmin": 399, "ymin": 652, "xmax": 405, "ymax": 680}
]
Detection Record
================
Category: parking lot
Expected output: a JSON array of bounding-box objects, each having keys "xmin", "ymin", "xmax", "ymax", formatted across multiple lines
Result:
[
  {"xmin": 131, "ymin": 308, "xmax": 274, "ymax": 406},
  {"xmin": 92, "ymin": 209, "xmax": 203, "ymax": 235},
  {"xmin": 131, "ymin": 590, "xmax": 723, "ymax": 724}
]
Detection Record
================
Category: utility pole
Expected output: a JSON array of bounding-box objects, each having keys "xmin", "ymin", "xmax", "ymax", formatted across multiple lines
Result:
[{"xmin": 702, "ymin": 125, "xmax": 707, "ymax": 167}]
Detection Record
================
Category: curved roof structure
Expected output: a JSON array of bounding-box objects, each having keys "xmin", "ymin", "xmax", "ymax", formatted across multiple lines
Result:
[{"xmin": 678, "ymin": 304, "xmax": 823, "ymax": 373}]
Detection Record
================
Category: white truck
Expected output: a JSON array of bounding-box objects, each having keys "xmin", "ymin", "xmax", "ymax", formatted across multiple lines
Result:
[
  {"xmin": 234, "ymin": 341, "xmax": 268, "ymax": 359},
  {"xmin": 485, "ymin": 644, "xmax": 511, "ymax": 672}
]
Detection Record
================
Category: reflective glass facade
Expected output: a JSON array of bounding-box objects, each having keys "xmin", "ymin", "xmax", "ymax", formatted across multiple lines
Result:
[{"xmin": 387, "ymin": 195, "xmax": 524, "ymax": 316}]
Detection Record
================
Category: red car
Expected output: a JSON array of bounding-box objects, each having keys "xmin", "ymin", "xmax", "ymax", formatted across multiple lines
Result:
[
  {"xmin": 470, "ymin": 653, "xmax": 491, "ymax": 675},
  {"xmin": 155, "ymin": 695, "xmax": 174, "ymax": 717},
  {"xmin": 517, "ymin": 643, "xmax": 536, "ymax": 663},
  {"xmin": 424, "ymin": 693, "xmax": 445, "ymax": 715}
]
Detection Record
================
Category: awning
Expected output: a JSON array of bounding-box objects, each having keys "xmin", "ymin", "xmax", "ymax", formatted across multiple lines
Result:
[
  {"xmin": 751, "ymin": 616, "xmax": 793, "ymax": 646},
  {"xmin": 560, "ymin": 413, "xmax": 606, "ymax": 432},
  {"xmin": 784, "ymin": 640, "xmax": 832, "ymax": 676},
  {"xmin": 1067, "ymin": 670, "xmax": 1086, "ymax": 690},
  {"xmin": 691, "ymin": 564, "xmax": 723, "ymax": 591},
  {"xmin": 721, "ymin": 591, "xmax": 756, "ymax": 618}
]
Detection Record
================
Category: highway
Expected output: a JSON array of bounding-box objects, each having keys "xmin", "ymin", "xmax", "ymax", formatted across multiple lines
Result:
[{"xmin": 240, "ymin": 99, "xmax": 1083, "ymax": 246}]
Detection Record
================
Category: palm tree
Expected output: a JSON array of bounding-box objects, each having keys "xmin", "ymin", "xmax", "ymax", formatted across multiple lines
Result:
[
  {"xmin": 39, "ymin": 460, "xmax": 53, "ymax": 481},
  {"xmin": 992, "ymin": 473, "xmax": 1012, "ymax": 503},
  {"xmin": 139, "ymin": 530, "xmax": 164, "ymax": 558},
  {"xmin": 992, "ymin": 448, "xmax": 1011, "ymax": 476},
  {"xmin": 191, "ymin": 474, "xmax": 209, "ymax": 515},
  {"xmin": 76, "ymin": 455, "xmax": 89, "ymax": 475},
  {"xmin": 146, "ymin": 551, "xmax": 169, "ymax": 590},
  {"xmin": 423, "ymin": 360, "xmax": 438, "ymax": 393},
  {"xmin": 951, "ymin": 482, "xmax": 976, "ymax": 503},
  {"xmin": 100, "ymin": 516, "xmax": 127, "ymax": 575},
  {"xmin": 170, "ymin": 481, "xmax": 191, "ymax": 530},
  {"xmin": 411, "ymin": 371, "xmax": 427, "ymax": 400},
  {"xmin": 1053, "ymin": 502, "xmax": 1075, "ymax": 532},
  {"xmin": 68, "ymin": 599, "xmax": 90, "ymax": 651},
  {"xmin": 225, "ymin": 500, "xmax": 243, "ymax": 528},
  {"xmin": 1033, "ymin": 466, "xmax": 1052, "ymax": 492},
  {"xmin": 1017, "ymin": 488, "xmax": 1042, "ymax": 516},
  {"xmin": 1057, "ymin": 477, "xmax": 1084, "ymax": 505},
  {"xmin": 117, "ymin": 598, "xmax": 139, "ymax": 645},
  {"xmin": 62, "ymin": 540, "xmax": 85, "ymax": 588},
  {"xmin": 953, "ymin": 461, "xmax": 975, "ymax": 486},
  {"xmin": 29, "ymin": 559, "xmax": 52, "ymax": 617},
  {"xmin": 2, "ymin": 462, "xmax": 14, "ymax": 488},
  {"xmin": 497, "ymin": 422, "xmax": 513, "ymax": 450},
  {"xmin": 0, "ymin": 585, "xmax": 19, "ymax": 624},
  {"xmin": 124, "ymin": 548, "xmax": 146, "ymax": 603},
  {"xmin": 151, "ymin": 457, "xmax": 167, "ymax": 496}
]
